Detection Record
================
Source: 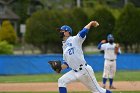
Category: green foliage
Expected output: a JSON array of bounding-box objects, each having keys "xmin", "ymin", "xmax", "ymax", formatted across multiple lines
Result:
[
  {"xmin": 0, "ymin": 71, "xmax": 139, "ymax": 83},
  {"xmin": 130, "ymin": 0, "xmax": 140, "ymax": 7},
  {"xmin": 110, "ymin": 8, "xmax": 121, "ymax": 19},
  {"xmin": 0, "ymin": 41, "xmax": 13, "ymax": 54},
  {"xmin": 88, "ymin": 6, "xmax": 115, "ymax": 44},
  {"xmin": 11, "ymin": 0, "xmax": 30, "ymax": 23},
  {"xmin": 0, "ymin": 20, "xmax": 17, "ymax": 44},
  {"xmin": 114, "ymin": 3, "xmax": 140, "ymax": 52},
  {"xmin": 72, "ymin": 8, "xmax": 89, "ymax": 35},
  {"xmin": 25, "ymin": 10, "xmax": 71, "ymax": 53},
  {"xmin": 25, "ymin": 9, "xmax": 88, "ymax": 53}
]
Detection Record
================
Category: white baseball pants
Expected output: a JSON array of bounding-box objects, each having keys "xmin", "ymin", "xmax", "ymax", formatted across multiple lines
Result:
[
  {"xmin": 103, "ymin": 60, "xmax": 116, "ymax": 78},
  {"xmin": 58, "ymin": 65, "xmax": 106, "ymax": 93}
]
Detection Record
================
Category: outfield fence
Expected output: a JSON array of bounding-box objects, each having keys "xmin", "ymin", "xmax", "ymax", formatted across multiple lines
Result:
[{"xmin": 0, "ymin": 54, "xmax": 139, "ymax": 75}]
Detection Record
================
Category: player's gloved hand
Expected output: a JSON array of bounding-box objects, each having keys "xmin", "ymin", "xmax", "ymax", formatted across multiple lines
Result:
[
  {"xmin": 114, "ymin": 43, "xmax": 120, "ymax": 54},
  {"xmin": 48, "ymin": 60, "xmax": 62, "ymax": 73},
  {"xmin": 101, "ymin": 40, "xmax": 106, "ymax": 43}
]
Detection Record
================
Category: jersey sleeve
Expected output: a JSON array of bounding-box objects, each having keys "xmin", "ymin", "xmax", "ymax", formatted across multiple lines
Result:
[
  {"xmin": 74, "ymin": 28, "xmax": 89, "ymax": 45},
  {"xmin": 78, "ymin": 28, "xmax": 89, "ymax": 38},
  {"xmin": 118, "ymin": 47, "xmax": 121, "ymax": 54},
  {"xmin": 100, "ymin": 44, "xmax": 106, "ymax": 50}
]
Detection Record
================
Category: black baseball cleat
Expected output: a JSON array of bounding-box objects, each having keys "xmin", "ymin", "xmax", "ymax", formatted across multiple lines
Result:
[{"xmin": 109, "ymin": 86, "xmax": 116, "ymax": 89}]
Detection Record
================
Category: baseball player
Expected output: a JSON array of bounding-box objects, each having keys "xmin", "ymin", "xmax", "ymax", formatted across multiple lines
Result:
[
  {"xmin": 98, "ymin": 34, "xmax": 121, "ymax": 89},
  {"xmin": 57, "ymin": 21, "xmax": 112, "ymax": 93}
]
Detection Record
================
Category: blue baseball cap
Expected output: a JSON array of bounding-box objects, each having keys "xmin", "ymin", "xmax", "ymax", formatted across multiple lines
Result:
[
  {"xmin": 58, "ymin": 25, "xmax": 72, "ymax": 35},
  {"xmin": 107, "ymin": 34, "xmax": 114, "ymax": 41}
]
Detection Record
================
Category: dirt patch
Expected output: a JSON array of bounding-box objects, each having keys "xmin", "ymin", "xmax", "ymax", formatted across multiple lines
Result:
[{"xmin": 0, "ymin": 81, "xmax": 139, "ymax": 92}]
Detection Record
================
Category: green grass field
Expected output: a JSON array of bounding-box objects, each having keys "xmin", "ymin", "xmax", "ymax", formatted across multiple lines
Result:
[
  {"xmin": 0, "ymin": 71, "xmax": 139, "ymax": 83},
  {"xmin": 48, "ymin": 91, "xmax": 140, "ymax": 93},
  {"xmin": 0, "ymin": 71, "xmax": 139, "ymax": 93}
]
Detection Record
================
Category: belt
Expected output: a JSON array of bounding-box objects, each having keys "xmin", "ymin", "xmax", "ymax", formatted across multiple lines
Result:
[
  {"xmin": 73, "ymin": 64, "xmax": 87, "ymax": 72},
  {"xmin": 106, "ymin": 59, "xmax": 115, "ymax": 61},
  {"xmin": 110, "ymin": 60, "xmax": 114, "ymax": 61}
]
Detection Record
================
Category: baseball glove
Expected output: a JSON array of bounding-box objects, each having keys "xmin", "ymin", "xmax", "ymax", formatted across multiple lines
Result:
[
  {"xmin": 114, "ymin": 43, "xmax": 119, "ymax": 54},
  {"xmin": 48, "ymin": 60, "xmax": 62, "ymax": 73}
]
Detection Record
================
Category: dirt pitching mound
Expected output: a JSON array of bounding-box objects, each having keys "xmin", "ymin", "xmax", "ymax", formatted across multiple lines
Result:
[{"xmin": 0, "ymin": 81, "xmax": 139, "ymax": 92}]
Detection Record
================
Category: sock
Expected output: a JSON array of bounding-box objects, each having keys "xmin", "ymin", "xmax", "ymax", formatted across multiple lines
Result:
[
  {"xmin": 59, "ymin": 87, "xmax": 67, "ymax": 93},
  {"xmin": 109, "ymin": 78, "xmax": 113, "ymax": 87},
  {"xmin": 106, "ymin": 89, "xmax": 112, "ymax": 93},
  {"xmin": 103, "ymin": 78, "xmax": 107, "ymax": 85}
]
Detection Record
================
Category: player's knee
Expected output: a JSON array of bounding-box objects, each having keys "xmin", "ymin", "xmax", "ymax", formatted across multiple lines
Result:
[
  {"xmin": 58, "ymin": 77, "xmax": 67, "ymax": 87},
  {"xmin": 109, "ymin": 75, "xmax": 114, "ymax": 78},
  {"xmin": 103, "ymin": 74, "xmax": 108, "ymax": 78}
]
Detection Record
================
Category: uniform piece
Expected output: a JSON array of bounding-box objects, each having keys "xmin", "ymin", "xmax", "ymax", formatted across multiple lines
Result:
[
  {"xmin": 48, "ymin": 60, "xmax": 62, "ymax": 73},
  {"xmin": 114, "ymin": 44, "xmax": 120, "ymax": 54},
  {"xmin": 57, "ymin": 22, "xmax": 112, "ymax": 93},
  {"xmin": 98, "ymin": 34, "xmax": 121, "ymax": 89}
]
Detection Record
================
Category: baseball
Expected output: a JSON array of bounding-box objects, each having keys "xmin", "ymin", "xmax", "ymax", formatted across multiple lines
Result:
[
  {"xmin": 93, "ymin": 21, "xmax": 99, "ymax": 27},
  {"xmin": 95, "ymin": 22, "xmax": 99, "ymax": 27}
]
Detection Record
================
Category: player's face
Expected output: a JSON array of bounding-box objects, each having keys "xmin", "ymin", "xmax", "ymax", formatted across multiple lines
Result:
[
  {"xmin": 60, "ymin": 30, "xmax": 70, "ymax": 37},
  {"xmin": 64, "ymin": 31, "xmax": 70, "ymax": 37},
  {"xmin": 108, "ymin": 38, "xmax": 114, "ymax": 44}
]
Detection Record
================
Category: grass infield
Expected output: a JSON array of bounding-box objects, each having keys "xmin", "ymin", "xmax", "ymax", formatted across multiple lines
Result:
[{"xmin": 0, "ymin": 71, "xmax": 139, "ymax": 83}]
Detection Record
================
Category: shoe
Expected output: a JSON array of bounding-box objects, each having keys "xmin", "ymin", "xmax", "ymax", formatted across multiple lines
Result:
[
  {"xmin": 109, "ymin": 86, "xmax": 116, "ymax": 89},
  {"xmin": 106, "ymin": 90, "xmax": 112, "ymax": 93}
]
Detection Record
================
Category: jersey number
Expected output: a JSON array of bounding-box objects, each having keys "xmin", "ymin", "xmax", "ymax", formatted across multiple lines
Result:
[{"xmin": 68, "ymin": 48, "xmax": 74, "ymax": 55}]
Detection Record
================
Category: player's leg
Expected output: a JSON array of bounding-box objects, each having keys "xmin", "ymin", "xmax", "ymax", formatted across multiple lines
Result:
[
  {"xmin": 58, "ymin": 70, "xmax": 77, "ymax": 93},
  {"xmin": 102, "ymin": 60, "xmax": 110, "ymax": 88},
  {"xmin": 78, "ymin": 65, "xmax": 112, "ymax": 93},
  {"xmin": 109, "ymin": 61, "xmax": 116, "ymax": 89}
]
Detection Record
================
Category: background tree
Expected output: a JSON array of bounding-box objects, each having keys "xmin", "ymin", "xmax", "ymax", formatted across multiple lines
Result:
[
  {"xmin": 25, "ymin": 10, "xmax": 72, "ymax": 53},
  {"xmin": 25, "ymin": 8, "xmax": 89, "ymax": 53},
  {"xmin": 129, "ymin": 0, "xmax": 140, "ymax": 7},
  {"xmin": 114, "ymin": 3, "xmax": 140, "ymax": 53},
  {"xmin": 0, "ymin": 41, "xmax": 13, "ymax": 54},
  {"xmin": 88, "ymin": 6, "xmax": 115, "ymax": 45},
  {"xmin": 11, "ymin": 0, "xmax": 30, "ymax": 24},
  {"xmin": 25, "ymin": 10, "xmax": 60, "ymax": 53},
  {"xmin": 71, "ymin": 8, "xmax": 89, "ymax": 35},
  {"xmin": 0, "ymin": 20, "xmax": 17, "ymax": 44}
]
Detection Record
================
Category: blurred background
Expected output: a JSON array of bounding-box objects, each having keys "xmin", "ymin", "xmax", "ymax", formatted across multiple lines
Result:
[
  {"xmin": 0, "ymin": 1, "xmax": 139, "ymax": 93},
  {"xmin": 0, "ymin": 0, "xmax": 140, "ymax": 74},
  {"xmin": 0, "ymin": 0, "xmax": 139, "ymax": 55},
  {"xmin": 0, "ymin": 0, "xmax": 139, "ymax": 83}
]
